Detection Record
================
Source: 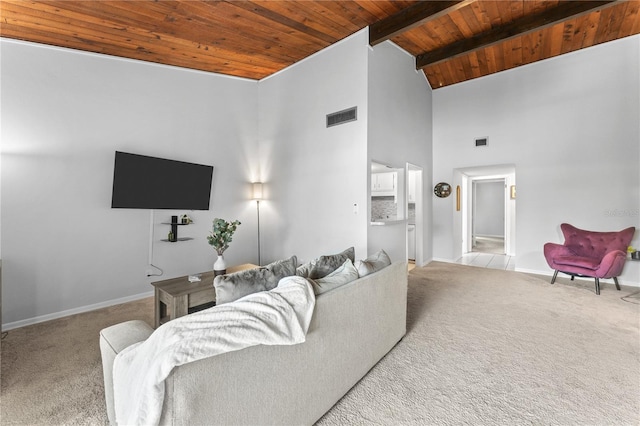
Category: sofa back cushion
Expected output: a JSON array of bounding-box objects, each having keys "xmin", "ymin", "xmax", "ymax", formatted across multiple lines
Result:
[
  {"xmin": 309, "ymin": 258, "xmax": 359, "ymax": 295},
  {"xmin": 296, "ymin": 247, "xmax": 355, "ymax": 280},
  {"xmin": 561, "ymin": 223, "xmax": 635, "ymax": 259},
  {"xmin": 214, "ymin": 256, "xmax": 297, "ymax": 304},
  {"xmin": 354, "ymin": 249, "xmax": 392, "ymax": 277}
]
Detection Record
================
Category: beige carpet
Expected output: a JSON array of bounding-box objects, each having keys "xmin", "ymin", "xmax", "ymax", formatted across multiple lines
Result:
[
  {"xmin": 2, "ymin": 263, "xmax": 639, "ymax": 425},
  {"xmin": 318, "ymin": 263, "xmax": 640, "ymax": 425},
  {"xmin": 1, "ymin": 298, "xmax": 153, "ymax": 425}
]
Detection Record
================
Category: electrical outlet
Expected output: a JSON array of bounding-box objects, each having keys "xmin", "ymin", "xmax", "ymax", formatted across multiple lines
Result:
[{"xmin": 353, "ymin": 203, "xmax": 359, "ymax": 214}]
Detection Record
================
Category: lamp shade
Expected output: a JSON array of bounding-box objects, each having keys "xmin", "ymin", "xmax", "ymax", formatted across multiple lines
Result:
[{"xmin": 252, "ymin": 182, "xmax": 263, "ymax": 200}]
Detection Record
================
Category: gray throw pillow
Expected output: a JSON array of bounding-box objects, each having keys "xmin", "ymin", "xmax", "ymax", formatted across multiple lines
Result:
[
  {"xmin": 214, "ymin": 255, "xmax": 297, "ymax": 305},
  {"xmin": 354, "ymin": 249, "xmax": 391, "ymax": 277},
  {"xmin": 296, "ymin": 247, "xmax": 355, "ymax": 280},
  {"xmin": 309, "ymin": 258, "xmax": 359, "ymax": 295}
]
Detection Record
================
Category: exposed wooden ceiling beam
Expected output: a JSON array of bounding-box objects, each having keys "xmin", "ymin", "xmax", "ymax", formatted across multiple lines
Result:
[
  {"xmin": 416, "ymin": 0, "xmax": 618, "ymax": 70},
  {"xmin": 369, "ymin": 0, "xmax": 473, "ymax": 46}
]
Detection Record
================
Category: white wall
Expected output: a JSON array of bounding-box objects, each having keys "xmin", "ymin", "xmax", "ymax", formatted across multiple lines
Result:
[
  {"xmin": 1, "ymin": 40, "xmax": 259, "ymax": 327},
  {"xmin": 11, "ymin": 27, "xmax": 633, "ymax": 327},
  {"xmin": 367, "ymin": 40, "xmax": 433, "ymax": 263},
  {"xmin": 257, "ymin": 30, "xmax": 370, "ymax": 264},
  {"xmin": 0, "ymin": 43, "xmax": 2, "ymax": 260},
  {"xmin": 1, "ymin": 29, "xmax": 433, "ymax": 328},
  {"xmin": 433, "ymin": 35, "xmax": 640, "ymax": 284},
  {"xmin": 257, "ymin": 30, "xmax": 433, "ymax": 266}
]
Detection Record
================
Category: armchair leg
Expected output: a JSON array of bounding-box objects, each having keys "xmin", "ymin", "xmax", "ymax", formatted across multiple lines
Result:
[
  {"xmin": 595, "ymin": 278, "xmax": 600, "ymax": 295},
  {"xmin": 551, "ymin": 270, "xmax": 558, "ymax": 284},
  {"xmin": 614, "ymin": 277, "xmax": 621, "ymax": 291}
]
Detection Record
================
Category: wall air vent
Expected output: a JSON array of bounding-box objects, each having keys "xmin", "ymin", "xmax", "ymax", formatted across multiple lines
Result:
[
  {"xmin": 326, "ymin": 106, "xmax": 357, "ymax": 128},
  {"xmin": 475, "ymin": 137, "xmax": 488, "ymax": 147}
]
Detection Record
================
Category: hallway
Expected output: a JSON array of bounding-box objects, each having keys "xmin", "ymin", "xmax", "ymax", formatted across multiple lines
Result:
[
  {"xmin": 455, "ymin": 252, "xmax": 516, "ymax": 271},
  {"xmin": 456, "ymin": 236, "xmax": 515, "ymax": 270}
]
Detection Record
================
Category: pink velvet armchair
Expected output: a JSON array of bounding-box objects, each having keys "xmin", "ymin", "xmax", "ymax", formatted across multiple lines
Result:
[{"xmin": 544, "ymin": 223, "xmax": 636, "ymax": 295}]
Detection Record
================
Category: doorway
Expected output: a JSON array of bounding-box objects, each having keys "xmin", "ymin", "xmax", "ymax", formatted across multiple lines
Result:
[
  {"xmin": 472, "ymin": 179, "xmax": 505, "ymax": 255},
  {"xmin": 406, "ymin": 163, "xmax": 424, "ymax": 267},
  {"xmin": 452, "ymin": 164, "xmax": 516, "ymax": 262}
]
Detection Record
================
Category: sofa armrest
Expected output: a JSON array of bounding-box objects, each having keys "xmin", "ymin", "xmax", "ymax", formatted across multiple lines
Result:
[
  {"xmin": 100, "ymin": 320, "xmax": 153, "ymax": 425},
  {"xmin": 543, "ymin": 243, "xmax": 574, "ymax": 268},
  {"xmin": 595, "ymin": 249, "xmax": 628, "ymax": 278}
]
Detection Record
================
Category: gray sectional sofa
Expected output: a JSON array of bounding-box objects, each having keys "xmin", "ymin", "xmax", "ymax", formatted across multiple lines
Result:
[{"xmin": 100, "ymin": 259, "xmax": 407, "ymax": 425}]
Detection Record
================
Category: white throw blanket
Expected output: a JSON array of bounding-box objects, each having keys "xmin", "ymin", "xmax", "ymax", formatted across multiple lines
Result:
[{"xmin": 113, "ymin": 276, "xmax": 315, "ymax": 426}]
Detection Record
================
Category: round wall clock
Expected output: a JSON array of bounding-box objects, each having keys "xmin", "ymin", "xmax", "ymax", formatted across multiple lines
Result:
[{"xmin": 434, "ymin": 182, "xmax": 452, "ymax": 198}]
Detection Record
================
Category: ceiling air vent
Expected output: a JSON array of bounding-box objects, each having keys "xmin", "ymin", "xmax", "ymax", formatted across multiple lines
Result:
[
  {"xmin": 475, "ymin": 137, "xmax": 488, "ymax": 147},
  {"xmin": 327, "ymin": 106, "xmax": 357, "ymax": 128}
]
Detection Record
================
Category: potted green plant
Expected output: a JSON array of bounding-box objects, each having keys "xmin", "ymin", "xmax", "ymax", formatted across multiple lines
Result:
[{"xmin": 207, "ymin": 218, "xmax": 241, "ymax": 274}]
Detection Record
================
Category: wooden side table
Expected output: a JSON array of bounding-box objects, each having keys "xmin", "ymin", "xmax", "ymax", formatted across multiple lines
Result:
[{"xmin": 151, "ymin": 263, "xmax": 257, "ymax": 328}]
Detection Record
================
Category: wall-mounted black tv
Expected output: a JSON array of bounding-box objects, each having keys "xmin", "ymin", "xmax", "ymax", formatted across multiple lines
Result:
[{"xmin": 111, "ymin": 151, "xmax": 214, "ymax": 210}]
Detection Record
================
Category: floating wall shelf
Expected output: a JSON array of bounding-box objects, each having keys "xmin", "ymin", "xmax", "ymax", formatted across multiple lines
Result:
[{"xmin": 162, "ymin": 215, "xmax": 193, "ymax": 242}]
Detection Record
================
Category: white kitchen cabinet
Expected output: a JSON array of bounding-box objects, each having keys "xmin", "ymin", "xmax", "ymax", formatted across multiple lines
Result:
[{"xmin": 371, "ymin": 172, "xmax": 396, "ymax": 196}]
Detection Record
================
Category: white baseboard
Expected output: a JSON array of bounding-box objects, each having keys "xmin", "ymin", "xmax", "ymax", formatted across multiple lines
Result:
[
  {"xmin": 421, "ymin": 257, "xmax": 434, "ymax": 267},
  {"xmin": 474, "ymin": 234, "xmax": 504, "ymax": 239},
  {"xmin": 430, "ymin": 257, "xmax": 455, "ymax": 264},
  {"xmin": 427, "ymin": 259, "xmax": 640, "ymax": 288},
  {"xmin": 1, "ymin": 291, "xmax": 154, "ymax": 331},
  {"xmin": 514, "ymin": 267, "xmax": 554, "ymax": 276},
  {"xmin": 515, "ymin": 267, "xmax": 640, "ymax": 288}
]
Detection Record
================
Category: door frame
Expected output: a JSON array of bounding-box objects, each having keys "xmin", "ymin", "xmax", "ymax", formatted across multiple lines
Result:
[
  {"xmin": 453, "ymin": 164, "xmax": 516, "ymax": 260},
  {"xmin": 406, "ymin": 163, "xmax": 424, "ymax": 266},
  {"xmin": 471, "ymin": 178, "xmax": 507, "ymax": 254}
]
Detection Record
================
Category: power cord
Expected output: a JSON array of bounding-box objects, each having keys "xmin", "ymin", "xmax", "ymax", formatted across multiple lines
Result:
[
  {"xmin": 146, "ymin": 263, "xmax": 164, "ymax": 277},
  {"xmin": 1, "ymin": 331, "xmax": 7, "ymax": 340}
]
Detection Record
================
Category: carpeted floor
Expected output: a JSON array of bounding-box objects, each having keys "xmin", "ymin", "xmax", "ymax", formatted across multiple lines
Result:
[
  {"xmin": 2, "ymin": 262, "xmax": 639, "ymax": 425},
  {"xmin": 1, "ymin": 297, "xmax": 153, "ymax": 425},
  {"xmin": 318, "ymin": 263, "xmax": 640, "ymax": 425}
]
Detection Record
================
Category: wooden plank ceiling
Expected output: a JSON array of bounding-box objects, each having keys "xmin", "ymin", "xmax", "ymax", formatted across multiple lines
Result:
[{"xmin": 1, "ymin": 1, "xmax": 639, "ymax": 89}]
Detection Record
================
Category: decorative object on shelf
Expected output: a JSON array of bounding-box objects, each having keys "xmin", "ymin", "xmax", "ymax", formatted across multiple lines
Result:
[
  {"xmin": 434, "ymin": 182, "xmax": 451, "ymax": 198},
  {"xmin": 163, "ymin": 215, "xmax": 194, "ymax": 242},
  {"xmin": 629, "ymin": 246, "xmax": 639, "ymax": 260},
  {"xmin": 180, "ymin": 214, "xmax": 192, "ymax": 224},
  {"xmin": 252, "ymin": 182, "xmax": 264, "ymax": 266},
  {"xmin": 170, "ymin": 215, "xmax": 179, "ymax": 242},
  {"xmin": 208, "ymin": 218, "xmax": 241, "ymax": 275}
]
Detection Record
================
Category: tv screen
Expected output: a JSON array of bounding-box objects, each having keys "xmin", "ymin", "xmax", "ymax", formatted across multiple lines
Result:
[{"xmin": 111, "ymin": 151, "xmax": 214, "ymax": 210}]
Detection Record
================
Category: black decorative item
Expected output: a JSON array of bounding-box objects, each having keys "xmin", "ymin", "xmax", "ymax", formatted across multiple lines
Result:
[
  {"xmin": 161, "ymin": 216, "xmax": 194, "ymax": 242},
  {"xmin": 434, "ymin": 182, "xmax": 452, "ymax": 198},
  {"xmin": 169, "ymin": 215, "xmax": 178, "ymax": 242}
]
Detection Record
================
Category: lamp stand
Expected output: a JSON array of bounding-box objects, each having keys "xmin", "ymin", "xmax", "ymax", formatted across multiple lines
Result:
[{"xmin": 256, "ymin": 200, "xmax": 261, "ymax": 266}]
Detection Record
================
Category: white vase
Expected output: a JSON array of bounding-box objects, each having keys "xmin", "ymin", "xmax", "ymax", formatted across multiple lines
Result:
[{"xmin": 214, "ymin": 253, "xmax": 226, "ymax": 275}]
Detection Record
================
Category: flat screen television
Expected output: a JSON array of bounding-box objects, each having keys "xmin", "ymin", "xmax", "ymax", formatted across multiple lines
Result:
[{"xmin": 111, "ymin": 151, "xmax": 214, "ymax": 210}]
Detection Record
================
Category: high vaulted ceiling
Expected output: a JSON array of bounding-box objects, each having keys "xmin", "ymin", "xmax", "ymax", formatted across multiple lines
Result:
[{"xmin": 2, "ymin": 1, "xmax": 639, "ymax": 89}]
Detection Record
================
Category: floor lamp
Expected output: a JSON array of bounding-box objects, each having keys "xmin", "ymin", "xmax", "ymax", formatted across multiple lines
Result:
[{"xmin": 252, "ymin": 182, "xmax": 263, "ymax": 266}]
